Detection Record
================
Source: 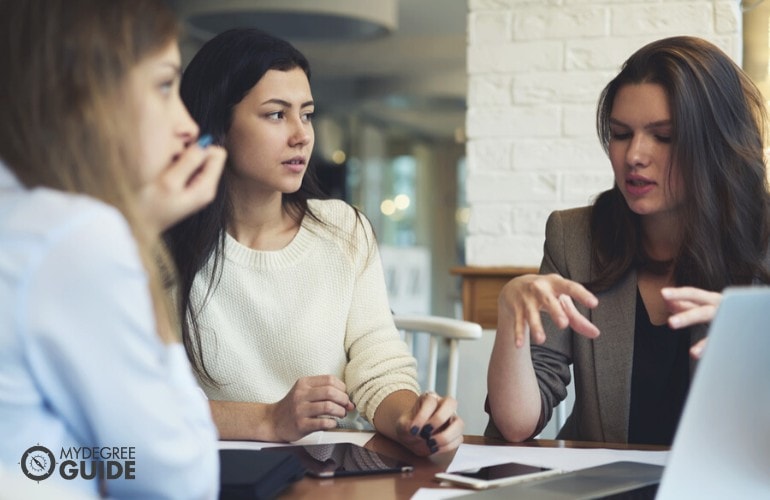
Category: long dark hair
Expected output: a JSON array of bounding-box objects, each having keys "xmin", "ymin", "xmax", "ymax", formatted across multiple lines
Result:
[
  {"xmin": 166, "ymin": 28, "xmax": 374, "ymax": 386},
  {"xmin": 165, "ymin": 29, "xmax": 333, "ymax": 384},
  {"xmin": 590, "ymin": 36, "xmax": 770, "ymax": 292}
]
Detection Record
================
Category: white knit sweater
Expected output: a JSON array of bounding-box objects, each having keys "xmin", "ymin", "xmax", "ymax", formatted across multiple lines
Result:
[{"xmin": 191, "ymin": 199, "xmax": 420, "ymax": 423}]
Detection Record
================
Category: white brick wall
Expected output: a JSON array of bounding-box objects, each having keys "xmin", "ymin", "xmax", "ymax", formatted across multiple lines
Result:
[{"xmin": 465, "ymin": 0, "xmax": 743, "ymax": 267}]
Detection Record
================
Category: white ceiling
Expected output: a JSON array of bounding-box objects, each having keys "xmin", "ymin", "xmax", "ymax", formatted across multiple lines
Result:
[{"xmin": 171, "ymin": 0, "xmax": 468, "ymax": 141}]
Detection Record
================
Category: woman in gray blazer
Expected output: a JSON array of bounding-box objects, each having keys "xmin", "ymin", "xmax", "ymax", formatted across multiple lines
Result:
[{"xmin": 486, "ymin": 36, "xmax": 770, "ymax": 445}]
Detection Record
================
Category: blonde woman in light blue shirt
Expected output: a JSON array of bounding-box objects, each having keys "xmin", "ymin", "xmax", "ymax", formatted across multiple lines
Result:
[{"xmin": 0, "ymin": 0, "xmax": 226, "ymax": 498}]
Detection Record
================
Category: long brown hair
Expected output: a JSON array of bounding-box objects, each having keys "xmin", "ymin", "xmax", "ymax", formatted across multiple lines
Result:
[
  {"xmin": 0, "ymin": 0, "xmax": 182, "ymax": 341},
  {"xmin": 590, "ymin": 36, "xmax": 770, "ymax": 291}
]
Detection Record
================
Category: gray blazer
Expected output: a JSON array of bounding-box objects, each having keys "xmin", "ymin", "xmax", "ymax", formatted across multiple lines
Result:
[{"xmin": 486, "ymin": 207, "xmax": 707, "ymax": 443}]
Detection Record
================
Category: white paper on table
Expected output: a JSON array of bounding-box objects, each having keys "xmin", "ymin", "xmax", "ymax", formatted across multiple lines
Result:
[
  {"xmin": 447, "ymin": 443, "xmax": 669, "ymax": 473},
  {"xmin": 410, "ymin": 487, "xmax": 472, "ymax": 500},
  {"xmin": 218, "ymin": 430, "xmax": 376, "ymax": 451}
]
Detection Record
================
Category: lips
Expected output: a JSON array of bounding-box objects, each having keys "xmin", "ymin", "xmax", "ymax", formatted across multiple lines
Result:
[
  {"xmin": 282, "ymin": 156, "xmax": 306, "ymax": 174},
  {"xmin": 625, "ymin": 175, "xmax": 656, "ymax": 196}
]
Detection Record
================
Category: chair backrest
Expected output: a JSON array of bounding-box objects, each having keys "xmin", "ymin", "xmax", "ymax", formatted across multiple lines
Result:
[{"xmin": 393, "ymin": 314, "xmax": 482, "ymax": 399}]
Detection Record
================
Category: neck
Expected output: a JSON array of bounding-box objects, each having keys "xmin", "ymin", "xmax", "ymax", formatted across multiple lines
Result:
[
  {"xmin": 640, "ymin": 212, "xmax": 682, "ymax": 262},
  {"xmin": 227, "ymin": 180, "xmax": 298, "ymax": 251}
]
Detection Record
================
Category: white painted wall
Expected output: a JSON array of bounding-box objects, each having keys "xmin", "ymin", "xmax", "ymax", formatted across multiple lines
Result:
[
  {"xmin": 461, "ymin": 0, "xmax": 743, "ymax": 437},
  {"xmin": 466, "ymin": 0, "xmax": 742, "ymax": 267}
]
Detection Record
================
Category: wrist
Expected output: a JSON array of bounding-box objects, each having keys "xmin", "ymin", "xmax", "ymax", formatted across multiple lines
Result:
[
  {"xmin": 373, "ymin": 390, "xmax": 419, "ymax": 440},
  {"xmin": 259, "ymin": 402, "xmax": 282, "ymax": 442}
]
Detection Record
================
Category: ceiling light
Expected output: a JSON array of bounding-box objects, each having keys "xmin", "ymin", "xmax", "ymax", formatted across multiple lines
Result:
[{"xmin": 169, "ymin": 0, "xmax": 398, "ymax": 42}]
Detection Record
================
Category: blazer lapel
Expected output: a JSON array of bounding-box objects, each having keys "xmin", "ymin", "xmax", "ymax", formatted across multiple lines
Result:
[{"xmin": 590, "ymin": 270, "xmax": 637, "ymax": 443}]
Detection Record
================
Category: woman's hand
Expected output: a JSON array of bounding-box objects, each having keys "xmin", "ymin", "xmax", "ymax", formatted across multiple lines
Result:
[
  {"xmin": 498, "ymin": 274, "xmax": 600, "ymax": 347},
  {"xmin": 137, "ymin": 139, "xmax": 226, "ymax": 233},
  {"xmin": 662, "ymin": 286, "xmax": 722, "ymax": 359},
  {"xmin": 394, "ymin": 391, "xmax": 464, "ymax": 457},
  {"xmin": 267, "ymin": 375, "xmax": 355, "ymax": 442}
]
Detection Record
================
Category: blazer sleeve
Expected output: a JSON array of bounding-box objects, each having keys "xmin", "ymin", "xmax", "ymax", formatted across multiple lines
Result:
[{"xmin": 528, "ymin": 209, "xmax": 583, "ymax": 436}]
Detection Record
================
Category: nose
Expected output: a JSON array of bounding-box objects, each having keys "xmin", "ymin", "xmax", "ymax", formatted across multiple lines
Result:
[
  {"xmin": 176, "ymin": 97, "xmax": 199, "ymax": 143},
  {"xmin": 288, "ymin": 115, "xmax": 311, "ymax": 147},
  {"xmin": 626, "ymin": 133, "xmax": 651, "ymax": 168}
]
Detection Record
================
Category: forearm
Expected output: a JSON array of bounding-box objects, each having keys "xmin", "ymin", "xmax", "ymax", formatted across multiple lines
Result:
[
  {"xmin": 372, "ymin": 390, "xmax": 419, "ymax": 440},
  {"xmin": 487, "ymin": 331, "xmax": 542, "ymax": 442},
  {"xmin": 209, "ymin": 400, "xmax": 281, "ymax": 442}
]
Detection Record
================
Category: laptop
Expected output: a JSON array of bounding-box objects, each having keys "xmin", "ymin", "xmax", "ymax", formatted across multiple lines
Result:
[
  {"xmin": 656, "ymin": 286, "xmax": 770, "ymax": 498},
  {"xmin": 457, "ymin": 286, "xmax": 770, "ymax": 499}
]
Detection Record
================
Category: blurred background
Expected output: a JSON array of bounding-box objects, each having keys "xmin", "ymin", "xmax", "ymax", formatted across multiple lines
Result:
[
  {"xmin": 168, "ymin": 0, "xmax": 770, "ymax": 435},
  {"xmin": 169, "ymin": 0, "xmax": 770, "ymax": 320},
  {"xmin": 169, "ymin": 0, "xmax": 469, "ymax": 322}
]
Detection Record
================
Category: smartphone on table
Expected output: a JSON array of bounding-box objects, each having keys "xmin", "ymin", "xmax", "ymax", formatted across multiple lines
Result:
[{"xmin": 435, "ymin": 461, "xmax": 563, "ymax": 490}]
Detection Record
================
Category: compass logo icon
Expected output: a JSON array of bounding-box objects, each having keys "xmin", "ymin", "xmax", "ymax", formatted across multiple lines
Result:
[{"xmin": 20, "ymin": 445, "xmax": 56, "ymax": 481}]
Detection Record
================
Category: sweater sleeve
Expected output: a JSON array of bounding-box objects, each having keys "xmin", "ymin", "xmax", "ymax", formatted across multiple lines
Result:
[{"xmin": 340, "ymin": 211, "xmax": 420, "ymax": 423}]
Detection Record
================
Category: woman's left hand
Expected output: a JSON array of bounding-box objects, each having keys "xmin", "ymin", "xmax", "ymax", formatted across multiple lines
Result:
[
  {"xmin": 662, "ymin": 286, "xmax": 722, "ymax": 359},
  {"xmin": 395, "ymin": 391, "xmax": 464, "ymax": 456}
]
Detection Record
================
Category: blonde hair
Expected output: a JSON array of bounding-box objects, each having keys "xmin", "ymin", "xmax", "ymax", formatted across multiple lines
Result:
[{"xmin": 0, "ymin": 0, "xmax": 182, "ymax": 342}]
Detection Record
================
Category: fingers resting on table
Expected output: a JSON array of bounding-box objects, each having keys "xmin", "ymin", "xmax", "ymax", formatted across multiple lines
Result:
[
  {"xmin": 272, "ymin": 375, "xmax": 355, "ymax": 442},
  {"xmin": 400, "ymin": 391, "xmax": 463, "ymax": 456}
]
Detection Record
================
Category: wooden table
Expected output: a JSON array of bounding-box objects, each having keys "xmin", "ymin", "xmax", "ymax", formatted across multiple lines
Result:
[{"xmin": 277, "ymin": 434, "xmax": 668, "ymax": 499}]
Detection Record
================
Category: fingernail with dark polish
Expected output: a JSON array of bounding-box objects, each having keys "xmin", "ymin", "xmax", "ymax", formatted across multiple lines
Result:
[
  {"xmin": 197, "ymin": 134, "xmax": 213, "ymax": 148},
  {"xmin": 410, "ymin": 426, "xmax": 419, "ymax": 436},
  {"xmin": 420, "ymin": 424, "xmax": 433, "ymax": 438},
  {"xmin": 430, "ymin": 445, "xmax": 439, "ymax": 454},
  {"xmin": 427, "ymin": 438, "xmax": 437, "ymax": 447}
]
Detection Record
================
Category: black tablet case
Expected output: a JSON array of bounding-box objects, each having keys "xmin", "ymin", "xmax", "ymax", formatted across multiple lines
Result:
[{"xmin": 219, "ymin": 449, "xmax": 306, "ymax": 500}]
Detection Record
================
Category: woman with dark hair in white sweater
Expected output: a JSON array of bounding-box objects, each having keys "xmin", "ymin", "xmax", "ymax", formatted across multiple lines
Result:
[{"xmin": 165, "ymin": 28, "xmax": 464, "ymax": 456}]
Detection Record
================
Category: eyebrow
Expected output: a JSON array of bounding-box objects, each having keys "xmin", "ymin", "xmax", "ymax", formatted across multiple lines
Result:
[
  {"xmin": 609, "ymin": 117, "xmax": 671, "ymax": 128},
  {"xmin": 157, "ymin": 61, "xmax": 182, "ymax": 76},
  {"xmin": 261, "ymin": 98, "xmax": 315, "ymax": 108}
]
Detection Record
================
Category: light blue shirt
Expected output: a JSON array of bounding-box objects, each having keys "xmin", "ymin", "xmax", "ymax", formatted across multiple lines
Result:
[{"xmin": 0, "ymin": 161, "xmax": 219, "ymax": 499}]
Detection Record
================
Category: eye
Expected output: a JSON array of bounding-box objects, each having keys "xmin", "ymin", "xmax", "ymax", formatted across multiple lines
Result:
[
  {"xmin": 265, "ymin": 111, "xmax": 284, "ymax": 120},
  {"xmin": 158, "ymin": 80, "xmax": 174, "ymax": 96},
  {"xmin": 611, "ymin": 131, "xmax": 632, "ymax": 140},
  {"xmin": 302, "ymin": 111, "xmax": 315, "ymax": 123},
  {"xmin": 655, "ymin": 135, "xmax": 672, "ymax": 143}
]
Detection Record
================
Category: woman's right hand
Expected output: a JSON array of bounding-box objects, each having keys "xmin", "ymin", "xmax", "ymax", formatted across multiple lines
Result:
[
  {"xmin": 488, "ymin": 273, "xmax": 597, "ymax": 442},
  {"xmin": 268, "ymin": 375, "xmax": 355, "ymax": 442},
  {"xmin": 137, "ymin": 139, "xmax": 226, "ymax": 233},
  {"xmin": 498, "ymin": 273, "xmax": 600, "ymax": 347}
]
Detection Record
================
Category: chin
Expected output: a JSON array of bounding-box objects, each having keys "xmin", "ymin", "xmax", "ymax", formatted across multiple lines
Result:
[
  {"xmin": 621, "ymin": 195, "xmax": 654, "ymax": 215},
  {"xmin": 280, "ymin": 183, "xmax": 304, "ymax": 195},
  {"xmin": 629, "ymin": 205, "xmax": 668, "ymax": 218}
]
